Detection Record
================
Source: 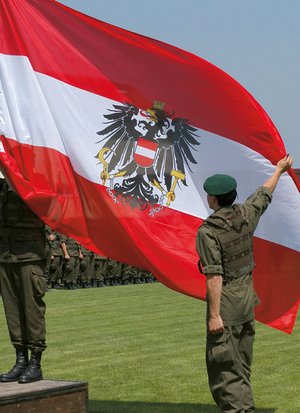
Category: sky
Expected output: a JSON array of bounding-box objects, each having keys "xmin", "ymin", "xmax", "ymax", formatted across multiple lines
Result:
[{"xmin": 58, "ymin": 0, "xmax": 300, "ymax": 167}]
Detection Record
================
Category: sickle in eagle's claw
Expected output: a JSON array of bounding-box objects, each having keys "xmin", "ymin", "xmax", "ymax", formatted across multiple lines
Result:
[{"xmin": 98, "ymin": 147, "xmax": 111, "ymax": 185}]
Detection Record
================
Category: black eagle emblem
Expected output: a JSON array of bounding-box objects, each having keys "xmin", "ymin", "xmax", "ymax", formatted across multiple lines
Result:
[{"xmin": 96, "ymin": 101, "xmax": 200, "ymax": 213}]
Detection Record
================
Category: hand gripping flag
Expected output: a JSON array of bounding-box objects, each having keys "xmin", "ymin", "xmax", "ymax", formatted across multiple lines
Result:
[{"xmin": 0, "ymin": 0, "xmax": 299, "ymax": 332}]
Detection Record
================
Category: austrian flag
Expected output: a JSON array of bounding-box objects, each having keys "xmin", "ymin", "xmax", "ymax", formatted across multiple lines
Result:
[{"xmin": 0, "ymin": 0, "xmax": 299, "ymax": 332}]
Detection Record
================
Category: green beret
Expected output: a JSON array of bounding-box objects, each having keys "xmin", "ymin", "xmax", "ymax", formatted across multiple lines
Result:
[{"xmin": 203, "ymin": 174, "xmax": 237, "ymax": 196}]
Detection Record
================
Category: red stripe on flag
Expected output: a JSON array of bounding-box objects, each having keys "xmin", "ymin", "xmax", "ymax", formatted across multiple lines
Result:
[
  {"xmin": 254, "ymin": 238, "xmax": 300, "ymax": 334},
  {"xmin": 0, "ymin": 137, "xmax": 298, "ymax": 333},
  {"xmin": 0, "ymin": 0, "xmax": 295, "ymax": 179}
]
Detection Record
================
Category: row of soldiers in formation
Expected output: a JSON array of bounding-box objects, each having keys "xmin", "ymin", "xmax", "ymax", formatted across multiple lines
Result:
[{"xmin": 45, "ymin": 227, "xmax": 157, "ymax": 290}]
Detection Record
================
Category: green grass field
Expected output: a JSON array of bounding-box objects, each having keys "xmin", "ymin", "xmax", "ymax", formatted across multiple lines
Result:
[{"xmin": 0, "ymin": 283, "xmax": 299, "ymax": 413}]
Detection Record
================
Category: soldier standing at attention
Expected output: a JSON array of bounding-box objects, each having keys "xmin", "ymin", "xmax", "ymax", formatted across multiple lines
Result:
[
  {"xmin": 93, "ymin": 253, "xmax": 107, "ymax": 287},
  {"xmin": 196, "ymin": 155, "xmax": 293, "ymax": 413},
  {"xmin": 61, "ymin": 236, "xmax": 82, "ymax": 289},
  {"xmin": 0, "ymin": 179, "xmax": 47, "ymax": 383},
  {"xmin": 121, "ymin": 263, "xmax": 134, "ymax": 285},
  {"xmin": 106, "ymin": 258, "xmax": 123, "ymax": 286},
  {"xmin": 79, "ymin": 245, "xmax": 95, "ymax": 288},
  {"xmin": 46, "ymin": 227, "xmax": 63, "ymax": 289}
]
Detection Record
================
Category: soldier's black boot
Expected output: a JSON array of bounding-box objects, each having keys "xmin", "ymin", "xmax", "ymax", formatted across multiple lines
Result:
[
  {"xmin": 0, "ymin": 347, "xmax": 29, "ymax": 382},
  {"xmin": 18, "ymin": 351, "xmax": 43, "ymax": 383}
]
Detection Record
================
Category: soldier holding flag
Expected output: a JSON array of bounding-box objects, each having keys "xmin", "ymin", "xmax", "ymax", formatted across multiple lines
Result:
[{"xmin": 197, "ymin": 155, "xmax": 293, "ymax": 412}]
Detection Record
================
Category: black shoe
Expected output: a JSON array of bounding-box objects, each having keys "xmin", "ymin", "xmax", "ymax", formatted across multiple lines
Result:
[
  {"xmin": 0, "ymin": 348, "xmax": 29, "ymax": 382},
  {"xmin": 18, "ymin": 352, "xmax": 43, "ymax": 384}
]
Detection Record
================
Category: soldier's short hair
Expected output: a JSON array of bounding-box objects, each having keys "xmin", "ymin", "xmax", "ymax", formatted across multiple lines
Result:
[{"xmin": 216, "ymin": 189, "xmax": 237, "ymax": 207}]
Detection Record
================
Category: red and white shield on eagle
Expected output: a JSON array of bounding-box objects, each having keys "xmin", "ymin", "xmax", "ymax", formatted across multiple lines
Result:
[
  {"xmin": 134, "ymin": 137, "xmax": 158, "ymax": 168},
  {"xmin": 97, "ymin": 102, "xmax": 199, "ymax": 209}
]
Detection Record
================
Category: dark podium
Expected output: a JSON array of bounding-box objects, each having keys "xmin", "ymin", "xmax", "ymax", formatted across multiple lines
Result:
[{"xmin": 0, "ymin": 380, "xmax": 88, "ymax": 413}]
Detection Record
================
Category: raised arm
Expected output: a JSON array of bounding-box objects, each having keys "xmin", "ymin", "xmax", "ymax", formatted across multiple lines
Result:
[{"xmin": 263, "ymin": 155, "xmax": 293, "ymax": 194}]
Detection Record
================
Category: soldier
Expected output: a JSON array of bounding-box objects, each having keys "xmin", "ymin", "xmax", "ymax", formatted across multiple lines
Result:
[
  {"xmin": 121, "ymin": 263, "xmax": 135, "ymax": 285},
  {"xmin": 80, "ymin": 245, "xmax": 95, "ymax": 288},
  {"xmin": 44, "ymin": 225, "xmax": 52, "ymax": 285},
  {"xmin": 106, "ymin": 259, "xmax": 123, "ymax": 286},
  {"xmin": 140, "ymin": 268, "xmax": 154, "ymax": 283},
  {"xmin": 0, "ymin": 179, "xmax": 47, "ymax": 383},
  {"xmin": 143, "ymin": 270, "xmax": 155, "ymax": 283},
  {"xmin": 93, "ymin": 253, "xmax": 107, "ymax": 287},
  {"xmin": 45, "ymin": 227, "xmax": 63, "ymax": 289},
  {"xmin": 196, "ymin": 155, "xmax": 293, "ymax": 413},
  {"xmin": 133, "ymin": 267, "xmax": 144, "ymax": 284},
  {"xmin": 61, "ymin": 236, "xmax": 82, "ymax": 289}
]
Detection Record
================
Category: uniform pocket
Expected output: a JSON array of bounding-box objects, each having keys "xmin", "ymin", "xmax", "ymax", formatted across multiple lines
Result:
[
  {"xmin": 31, "ymin": 264, "xmax": 47, "ymax": 297},
  {"xmin": 207, "ymin": 332, "xmax": 233, "ymax": 367}
]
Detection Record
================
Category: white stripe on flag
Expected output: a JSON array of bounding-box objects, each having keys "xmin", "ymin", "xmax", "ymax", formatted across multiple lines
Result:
[{"xmin": 1, "ymin": 54, "xmax": 299, "ymax": 253}]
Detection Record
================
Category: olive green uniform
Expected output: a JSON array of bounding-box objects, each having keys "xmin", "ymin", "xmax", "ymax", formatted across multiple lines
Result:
[
  {"xmin": 106, "ymin": 259, "xmax": 123, "ymax": 286},
  {"xmin": 0, "ymin": 184, "xmax": 47, "ymax": 352},
  {"xmin": 44, "ymin": 226, "xmax": 52, "ymax": 281},
  {"xmin": 61, "ymin": 236, "xmax": 81, "ymax": 288},
  {"xmin": 93, "ymin": 253, "xmax": 107, "ymax": 287},
  {"xmin": 46, "ymin": 228, "xmax": 63, "ymax": 287},
  {"xmin": 80, "ymin": 246, "xmax": 95, "ymax": 286},
  {"xmin": 140, "ymin": 268, "xmax": 153, "ymax": 283},
  {"xmin": 197, "ymin": 187, "xmax": 272, "ymax": 413},
  {"xmin": 121, "ymin": 264, "xmax": 135, "ymax": 285}
]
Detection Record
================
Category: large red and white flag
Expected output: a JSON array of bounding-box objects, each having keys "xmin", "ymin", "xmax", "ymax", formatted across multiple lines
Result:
[{"xmin": 0, "ymin": 0, "xmax": 299, "ymax": 332}]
